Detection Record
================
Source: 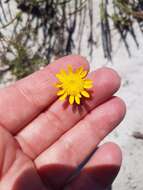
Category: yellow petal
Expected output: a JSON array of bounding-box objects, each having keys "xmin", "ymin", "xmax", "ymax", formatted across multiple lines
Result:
[
  {"xmin": 57, "ymin": 89, "xmax": 65, "ymax": 96},
  {"xmin": 60, "ymin": 69, "xmax": 67, "ymax": 76},
  {"xmin": 81, "ymin": 90, "xmax": 90, "ymax": 98},
  {"xmin": 84, "ymin": 83, "xmax": 93, "ymax": 89},
  {"xmin": 59, "ymin": 93, "xmax": 68, "ymax": 101},
  {"xmin": 76, "ymin": 67, "xmax": 83, "ymax": 74},
  {"xmin": 68, "ymin": 65, "xmax": 73, "ymax": 74},
  {"xmin": 84, "ymin": 79, "xmax": 93, "ymax": 84},
  {"xmin": 55, "ymin": 83, "xmax": 62, "ymax": 88},
  {"xmin": 75, "ymin": 96, "xmax": 80, "ymax": 104},
  {"xmin": 56, "ymin": 73, "xmax": 64, "ymax": 82},
  {"xmin": 69, "ymin": 95, "xmax": 74, "ymax": 105},
  {"xmin": 77, "ymin": 93, "xmax": 82, "ymax": 98},
  {"xmin": 80, "ymin": 70, "xmax": 87, "ymax": 78},
  {"xmin": 84, "ymin": 80, "xmax": 93, "ymax": 88}
]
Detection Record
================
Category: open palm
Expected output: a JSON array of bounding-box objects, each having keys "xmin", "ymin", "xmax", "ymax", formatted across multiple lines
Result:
[{"xmin": 0, "ymin": 56, "xmax": 126, "ymax": 190}]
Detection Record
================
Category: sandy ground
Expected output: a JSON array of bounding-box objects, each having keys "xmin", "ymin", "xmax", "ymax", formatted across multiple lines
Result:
[
  {"xmin": 1, "ymin": 1, "xmax": 143, "ymax": 190},
  {"xmin": 90, "ymin": 26, "xmax": 143, "ymax": 190},
  {"xmin": 106, "ymin": 52, "xmax": 143, "ymax": 190},
  {"xmin": 82, "ymin": 3, "xmax": 143, "ymax": 189}
]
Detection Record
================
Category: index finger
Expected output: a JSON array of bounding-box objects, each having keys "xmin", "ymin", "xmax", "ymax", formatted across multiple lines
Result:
[{"xmin": 0, "ymin": 55, "xmax": 89, "ymax": 134}]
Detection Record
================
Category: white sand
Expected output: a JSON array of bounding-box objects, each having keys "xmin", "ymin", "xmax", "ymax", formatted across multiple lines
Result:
[
  {"xmin": 89, "ymin": 24, "xmax": 143, "ymax": 190},
  {"xmin": 77, "ymin": 3, "xmax": 143, "ymax": 188},
  {"xmin": 1, "ymin": 1, "xmax": 143, "ymax": 189},
  {"xmin": 105, "ymin": 47, "xmax": 143, "ymax": 190}
]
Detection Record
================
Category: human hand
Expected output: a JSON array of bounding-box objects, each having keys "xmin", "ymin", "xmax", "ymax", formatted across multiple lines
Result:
[{"xmin": 0, "ymin": 55, "xmax": 126, "ymax": 190}]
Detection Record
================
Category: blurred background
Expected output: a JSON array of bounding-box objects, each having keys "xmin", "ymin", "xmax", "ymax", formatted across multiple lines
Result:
[{"xmin": 0, "ymin": 1, "xmax": 143, "ymax": 189}]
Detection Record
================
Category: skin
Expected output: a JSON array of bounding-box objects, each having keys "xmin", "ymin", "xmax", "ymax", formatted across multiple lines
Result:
[{"xmin": 0, "ymin": 55, "xmax": 126, "ymax": 190}]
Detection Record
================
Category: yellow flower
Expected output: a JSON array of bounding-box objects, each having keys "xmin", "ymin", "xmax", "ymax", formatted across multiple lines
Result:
[{"xmin": 55, "ymin": 65, "xmax": 93, "ymax": 105}]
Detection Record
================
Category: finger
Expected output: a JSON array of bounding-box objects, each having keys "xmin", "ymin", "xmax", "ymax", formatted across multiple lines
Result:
[
  {"xmin": 0, "ymin": 55, "xmax": 89, "ymax": 134},
  {"xmin": 16, "ymin": 68, "xmax": 121, "ymax": 159},
  {"xmin": 0, "ymin": 126, "xmax": 47, "ymax": 190},
  {"xmin": 64, "ymin": 142, "xmax": 122, "ymax": 190},
  {"xmin": 35, "ymin": 97, "xmax": 126, "ymax": 188}
]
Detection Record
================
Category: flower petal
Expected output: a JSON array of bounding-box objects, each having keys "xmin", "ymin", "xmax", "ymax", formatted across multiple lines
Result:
[
  {"xmin": 84, "ymin": 79, "xmax": 93, "ymax": 84},
  {"xmin": 57, "ymin": 89, "xmax": 65, "ymax": 96},
  {"xmin": 84, "ymin": 82, "xmax": 93, "ymax": 89},
  {"xmin": 80, "ymin": 70, "xmax": 87, "ymax": 78},
  {"xmin": 75, "ymin": 96, "xmax": 80, "ymax": 104},
  {"xmin": 81, "ymin": 90, "xmax": 90, "ymax": 98},
  {"xmin": 59, "ymin": 93, "xmax": 68, "ymax": 101},
  {"xmin": 84, "ymin": 84, "xmax": 92, "ymax": 89},
  {"xmin": 76, "ymin": 67, "xmax": 83, "ymax": 74},
  {"xmin": 55, "ymin": 83, "xmax": 62, "ymax": 88},
  {"xmin": 68, "ymin": 65, "xmax": 73, "ymax": 74},
  {"xmin": 60, "ymin": 69, "xmax": 67, "ymax": 76},
  {"xmin": 84, "ymin": 80, "xmax": 93, "ymax": 88},
  {"xmin": 77, "ymin": 93, "xmax": 82, "ymax": 98},
  {"xmin": 56, "ymin": 73, "xmax": 64, "ymax": 82},
  {"xmin": 69, "ymin": 95, "xmax": 74, "ymax": 105}
]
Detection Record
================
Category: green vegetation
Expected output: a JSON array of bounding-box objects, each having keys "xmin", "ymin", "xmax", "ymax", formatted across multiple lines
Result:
[{"xmin": 0, "ymin": 0, "xmax": 143, "ymax": 79}]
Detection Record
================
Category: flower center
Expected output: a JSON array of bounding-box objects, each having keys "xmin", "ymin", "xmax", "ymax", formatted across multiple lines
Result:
[{"xmin": 63, "ymin": 74, "xmax": 84, "ymax": 95}]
